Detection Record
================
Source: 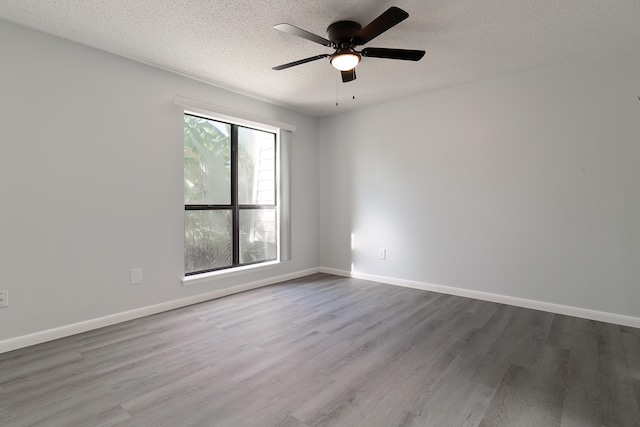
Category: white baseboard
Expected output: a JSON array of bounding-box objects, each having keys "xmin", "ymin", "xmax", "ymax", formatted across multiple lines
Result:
[
  {"xmin": 3, "ymin": 266, "xmax": 638, "ymax": 354},
  {"xmin": 0, "ymin": 267, "xmax": 321, "ymax": 354},
  {"xmin": 319, "ymin": 267, "xmax": 640, "ymax": 329},
  {"xmin": 316, "ymin": 267, "xmax": 350, "ymax": 277}
]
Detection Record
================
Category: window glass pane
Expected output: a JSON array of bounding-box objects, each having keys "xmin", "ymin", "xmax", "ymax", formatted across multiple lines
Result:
[
  {"xmin": 185, "ymin": 210, "xmax": 232, "ymax": 273},
  {"xmin": 240, "ymin": 209, "xmax": 277, "ymax": 264},
  {"xmin": 238, "ymin": 127, "xmax": 276, "ymax": 205},
  {"xmin": 184, "ymin": 116, "xmax": 231, "ymax": 205}
]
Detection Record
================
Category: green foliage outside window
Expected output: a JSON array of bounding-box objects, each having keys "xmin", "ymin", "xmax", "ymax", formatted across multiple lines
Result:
[{"xmin": 184, "ymin": 115, "xmax": 276, "ymax": 274}]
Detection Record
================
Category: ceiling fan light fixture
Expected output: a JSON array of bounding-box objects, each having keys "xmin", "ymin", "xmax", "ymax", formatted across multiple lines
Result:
[{"xmin": 330, "ymin": 51, "xmax": 361, "ymax": 71}]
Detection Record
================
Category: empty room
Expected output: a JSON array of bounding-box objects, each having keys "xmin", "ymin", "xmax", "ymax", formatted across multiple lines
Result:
[{"xmin": 1, "ymin": 1, "xmax": 639, "ymax": 426}]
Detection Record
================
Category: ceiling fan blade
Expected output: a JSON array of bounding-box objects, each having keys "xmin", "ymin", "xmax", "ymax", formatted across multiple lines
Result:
[
  {"xmin": 274, "ymin": 23, "xmax": 333, "ymax": 47},
  {"xmin": 353, "ymin": 7, "xmax": 409, "ymax": 45},
  {"xmin": 361, "ymin": 47, "xmax": 425, "ymax": 61},
  {"xmin": 272, "ymin": 54, "xmax": 330, "ymax": 70},
  {"xmin": 341, "ymin": 69, "xmax": 356, "ymax": 83}
]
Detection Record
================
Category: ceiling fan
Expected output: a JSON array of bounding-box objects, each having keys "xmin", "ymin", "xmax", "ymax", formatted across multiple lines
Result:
[{"xmin": 272, "ymin": 6, "xmax": 426, "ymax": 82}]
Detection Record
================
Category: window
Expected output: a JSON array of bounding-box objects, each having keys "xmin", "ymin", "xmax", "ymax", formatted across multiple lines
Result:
[{"xmin": 184, "ymin": 113, "xmax": 277, "ymax": 275}]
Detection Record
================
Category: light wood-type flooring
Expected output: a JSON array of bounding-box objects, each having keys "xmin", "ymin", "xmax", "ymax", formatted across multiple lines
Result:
[{"xmin": 1, "ymin": 273, "xmax": 639, "ymax": 426}]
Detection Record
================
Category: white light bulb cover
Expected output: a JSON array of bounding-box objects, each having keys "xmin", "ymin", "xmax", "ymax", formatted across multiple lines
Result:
[{"xmin": 331, "ymin": 53, "xmax": 360, "ymax": 71}]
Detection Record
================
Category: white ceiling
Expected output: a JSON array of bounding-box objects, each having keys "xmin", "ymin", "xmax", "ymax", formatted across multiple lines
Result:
[{"xmin": 1, "ymin": 0, "xmax": 640, "ymax": 116}]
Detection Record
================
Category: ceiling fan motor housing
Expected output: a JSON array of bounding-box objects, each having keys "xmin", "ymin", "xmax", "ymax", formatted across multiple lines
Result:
[{"xmin": 326, "ymin": 21, "xmax": 362, "ymax": 46}]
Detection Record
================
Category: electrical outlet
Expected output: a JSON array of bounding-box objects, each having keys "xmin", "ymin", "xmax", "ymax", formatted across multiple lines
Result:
[
  {"xmin": 378, "ymin": 248, "xmax": 386, "ymax": 259},
  {"xmin": 0, "ymin": 291, "xmax": 8, "ymax": 308},
  {"xmin": 130, "ymin": 269, "xmax": 143, "ymax": 285}
]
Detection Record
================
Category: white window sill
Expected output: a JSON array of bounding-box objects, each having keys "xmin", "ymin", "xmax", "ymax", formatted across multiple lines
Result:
[{"xmin": 181, "ymin": 260, "xmax": 281, "ymax": 287}]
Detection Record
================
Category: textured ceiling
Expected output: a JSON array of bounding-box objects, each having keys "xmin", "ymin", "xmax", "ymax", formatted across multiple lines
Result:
[{"xmin": 1, "ymin": 0, "xmax": 640, "ymax": 116}]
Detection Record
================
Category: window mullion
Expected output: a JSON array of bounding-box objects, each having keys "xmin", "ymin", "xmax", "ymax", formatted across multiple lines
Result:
[{"xmin": 231, "ymin": 124, "xmax": 240, "ymax": 266}]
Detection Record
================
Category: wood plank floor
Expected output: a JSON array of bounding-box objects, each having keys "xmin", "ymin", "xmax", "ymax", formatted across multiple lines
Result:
[{"xmin": 1, "ymin": 273, "xmax": 639, "ymax": 426}]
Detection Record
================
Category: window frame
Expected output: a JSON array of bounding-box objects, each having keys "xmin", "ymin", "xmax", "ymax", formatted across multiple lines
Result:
[{"xmin": 184, "ymin": 112, "xmax": 278, "ymax": 276}]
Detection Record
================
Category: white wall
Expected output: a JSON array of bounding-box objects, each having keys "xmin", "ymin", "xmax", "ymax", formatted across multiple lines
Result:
[
  {"xmin": 319, "ymin": 49, "xmax": 640, "ymax": 319},
  {"xmin": 2, "ymin": 18, "xmax": 638, "ymax": 347},
  {"xmin": 0, "ymin": 20, "xmax": 320, "ymax": 343}
]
